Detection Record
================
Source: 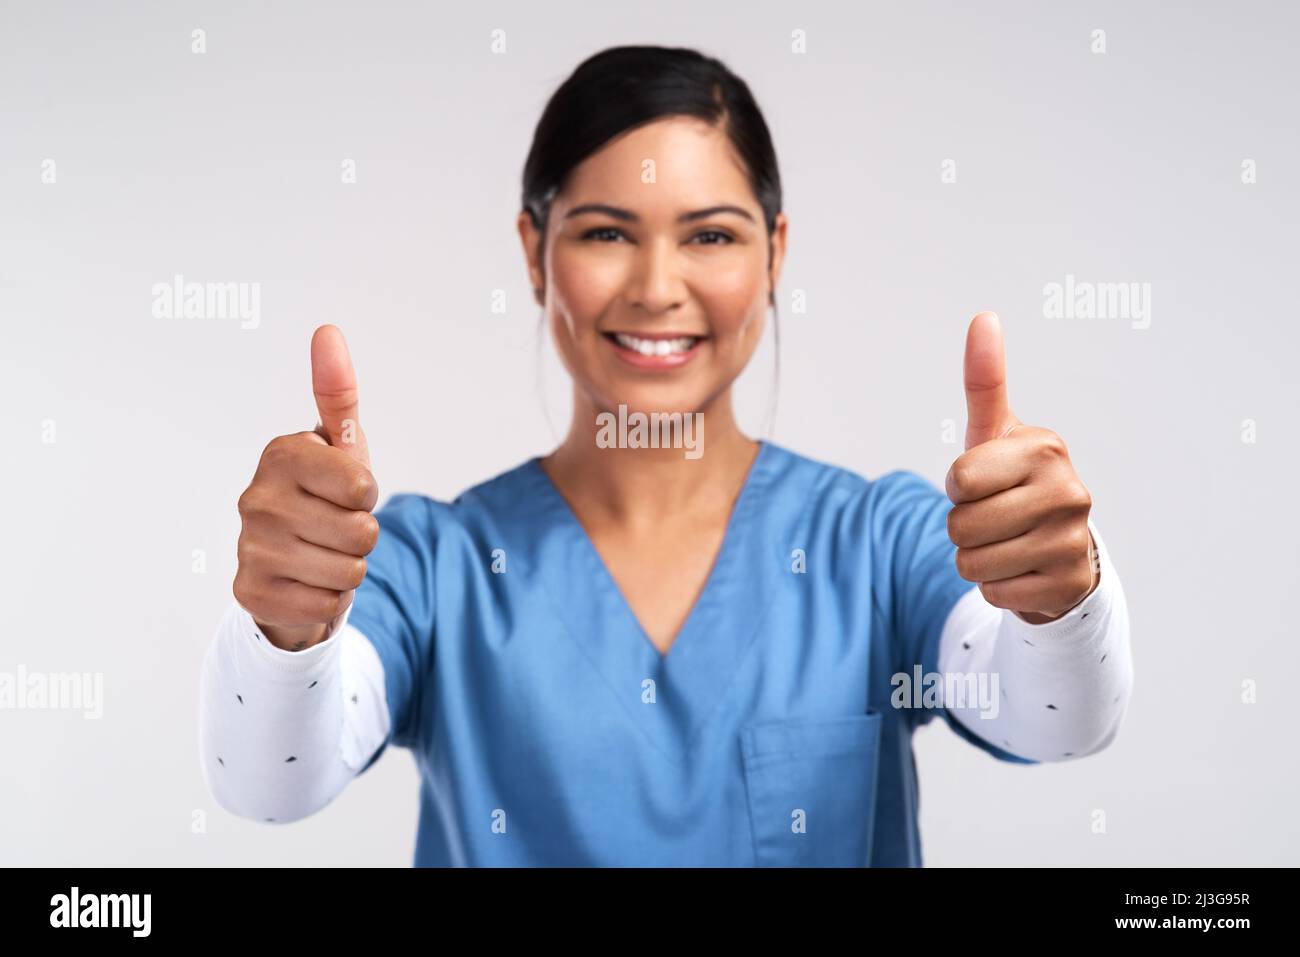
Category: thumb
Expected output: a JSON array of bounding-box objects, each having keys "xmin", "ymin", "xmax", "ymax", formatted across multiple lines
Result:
[
  {"xmin": 310, "ymin": 324, "xmax": 370, "ymax": 467},
  {"xmin": 963, "ymin": 311, "xmax": 1020, "ymax": 450}
]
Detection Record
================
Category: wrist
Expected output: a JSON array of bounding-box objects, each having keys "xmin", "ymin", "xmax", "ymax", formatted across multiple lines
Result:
[
  {"xmin": 255, "ymin": 620, "xmax": 330, "ymax": 652},
  {"xmin": 1012, "ymin": 527, "xmax": 1101, "ymax": 623}
]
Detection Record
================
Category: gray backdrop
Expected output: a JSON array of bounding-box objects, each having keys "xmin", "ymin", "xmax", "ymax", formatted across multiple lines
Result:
[{"xmin": 2, "ymin": 0, "xmax": 1296, "ymax": 866}]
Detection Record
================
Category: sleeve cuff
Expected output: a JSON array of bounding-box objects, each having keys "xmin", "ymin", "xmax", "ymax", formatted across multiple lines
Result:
[
  {"xmin": 230, "ymin": 599, "xmax": 352, "ymax": 674},
  {"xmin": 996, "ymin": 518, "xmax": 1117, "ymax": 650}
]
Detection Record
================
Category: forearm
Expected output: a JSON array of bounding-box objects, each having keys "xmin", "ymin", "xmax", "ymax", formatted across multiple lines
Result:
[
  {"xmin": 198, "ymin": 601, "xmax": 390, "ymax": 823},
  {"xmin": 938, "ymin": 519, "xmax": 1133, "ymax": 761}
]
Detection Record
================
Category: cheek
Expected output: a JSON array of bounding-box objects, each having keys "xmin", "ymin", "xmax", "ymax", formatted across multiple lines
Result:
[
  {"xmin": 694, "ymin": 259, "xmax": 768, "ymax": 343},
  {"xmin": 550, "ymin": 247, "xmax": 621, "ymax": 338}
]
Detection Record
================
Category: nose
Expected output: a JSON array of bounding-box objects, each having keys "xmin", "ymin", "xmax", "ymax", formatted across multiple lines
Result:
[{"xmin": 627, "ymin": 235, "xmax": 687, "ymax": 316}]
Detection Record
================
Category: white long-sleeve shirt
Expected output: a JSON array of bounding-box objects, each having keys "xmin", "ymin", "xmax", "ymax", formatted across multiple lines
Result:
[
  {"xmin": 198, "ymin": 518, "xmax": 1131, "ymax": 825},
  {"xmin": 938, "ymin": 519, "xmax": 1132, "ymax": 761}
]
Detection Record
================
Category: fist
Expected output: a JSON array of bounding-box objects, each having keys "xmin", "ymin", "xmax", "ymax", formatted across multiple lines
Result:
[
  {"xmin": 232, "ymin": 325, "xmax": 379, "ymax": 650},
  {"xmin": 945, "ymin": 312, "xmax": 1097, "ymax": 623}
]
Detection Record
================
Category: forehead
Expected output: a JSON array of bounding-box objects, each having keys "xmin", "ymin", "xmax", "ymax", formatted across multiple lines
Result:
[{"xmin": 557, "ymin": 116, "xmax": 754, "ymax": 209}]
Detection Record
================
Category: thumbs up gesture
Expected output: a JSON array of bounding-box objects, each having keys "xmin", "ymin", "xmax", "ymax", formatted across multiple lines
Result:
[
  {"xmin": 232, "ymin": 326, "xmax": 380, "ymax": 650},
  {"xmin": 945, "ymin": 313, "xmax": 1098, "ymax": 623},
  {"xmin": 309, "ymin": 324, "xmax": 371, "ymax": 467}
]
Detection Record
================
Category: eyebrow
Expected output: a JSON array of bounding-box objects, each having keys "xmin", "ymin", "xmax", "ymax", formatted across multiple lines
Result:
[{"xmin": 563, "ymin": 203, "xmax": 756, "ymax": 225}]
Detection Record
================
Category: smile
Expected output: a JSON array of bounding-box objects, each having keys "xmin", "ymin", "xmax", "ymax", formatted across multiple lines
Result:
[{"xmin": 603, "ymin": 331, "xmax": 706, "ymax": 369}]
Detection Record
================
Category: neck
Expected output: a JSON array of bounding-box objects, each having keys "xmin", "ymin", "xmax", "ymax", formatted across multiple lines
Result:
[{"xmin": 542, "ymin": 387, "xmax": 760, "ymax": 528}]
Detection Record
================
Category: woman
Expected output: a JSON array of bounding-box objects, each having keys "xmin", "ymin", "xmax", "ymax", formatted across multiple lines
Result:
[{"xmin": 199, "ymin": 45, "xmax": 1132, "ymax": 866}]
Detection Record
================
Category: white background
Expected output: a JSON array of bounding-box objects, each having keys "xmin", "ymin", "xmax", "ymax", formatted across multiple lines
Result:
[{"xmin": 1, "ymin": 0, "xmax": 1296, "ymax": 865}]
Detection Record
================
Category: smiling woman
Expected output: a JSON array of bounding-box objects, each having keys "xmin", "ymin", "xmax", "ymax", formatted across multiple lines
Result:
[
  {"xmin": 517, "ymin": 52, "xmax": 785, "ymax": 446},
  {"xmin": 199, "ymin": 44, "xmax": 1133, "ymax": 867}
]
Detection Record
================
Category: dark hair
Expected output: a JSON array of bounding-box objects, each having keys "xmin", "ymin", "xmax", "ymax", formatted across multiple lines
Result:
[{"xmin": 521, "ymin": 45, "xmax": 783, "ymax": 291}]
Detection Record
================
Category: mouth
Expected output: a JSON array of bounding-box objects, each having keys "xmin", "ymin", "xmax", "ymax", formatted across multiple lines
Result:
[{"xmin": 603, "ymin": 331, "xmax": 707, "ymax": 369}]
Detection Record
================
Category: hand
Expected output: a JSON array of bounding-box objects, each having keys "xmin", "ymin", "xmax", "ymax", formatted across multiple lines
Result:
[
  {"xmin": 232, "ymin": 325, "xmax": 380, "ymax": 650},
  {"xmin": 944, "ymin": 312, "xmax": 1097, "ymax": 623}
]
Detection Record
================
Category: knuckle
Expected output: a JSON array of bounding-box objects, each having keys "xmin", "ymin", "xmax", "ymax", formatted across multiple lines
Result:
[
  {"xmin": 235, "ymin": 533, "xmax": 254, "ymax": 566},
  {"xmin": 262, "ymin": 432, "xmax": 317, "ymax": 472},
  {"xmin": 237, "ymin": 486, "xmax": 273, "ymax": 521},
  {"xmin": 1067, "ymin": 479, "xmax": 1093, "ymax": 512},
  {"xmin": 1055, "ymin": 524, "xmax": 1090, "ymax": 563},
  {"xmin": 344, "ymin": 557, "xmax": 368, "ymax": 590},
  {"xmin": 232, "ymin": 571, "xmax": 260, "ymax": 611},
  {"xmin": 948, "ymin": 461, "xmax": 972, "ymax": 498},
  {"xmin": 978, "ymin": 581, "xmax": 1006, "ymax": 608},
  {"xmin": 336, "ymin": 590, "xmax": 355, "ymax": 618},
  {"xmin": 954, "ymin": 547, "xmax": 978, "ymax": 581},
  {"xmin": 1071, "ymin": 523, "xmax": 1093, "ymax": 555},
  {"xmin": 1075, "ymin": 566, "xmax": 1095, "ymax": 596},
  {"xmin": 237, "ymin": 536, "xmax": 280, "ymax": 579},
  {"xmin": 350, "ymin": 468, "xmax": 377, "ymax": 507},
  {"xmin": 258, "ymin": 436, "xmax": 301, "ymax": 480},
  {"xmin": 353, "ymin": 512, "xmax": 380, "ymax": 553},
  {"xmin": 261, "ymin": 434, "xmax": 293, "ymax": 464},
  {"xmin": 319, "ymin": 590, "xmax": 347, "ymax": 621},
  {"xmin": 1038, "ymin": 431, "xmax": 1069, "ymax": 462},
  {"xmin": 946, "ymin": 508, "xmax": 969, "ymax": 547}
]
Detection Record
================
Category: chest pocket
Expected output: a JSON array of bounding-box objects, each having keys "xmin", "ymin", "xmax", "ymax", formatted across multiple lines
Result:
[{"xmin": 740, "ymin": 711, "xmax": 883, "ymax": 867}]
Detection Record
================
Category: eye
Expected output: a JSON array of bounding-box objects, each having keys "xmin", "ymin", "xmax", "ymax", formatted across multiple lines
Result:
[
  {"xmin": 691, "ymin": 230, "xmax": 734, "ymax": 245},
  {"xmin": 582, "ymin": 227, "xmax": 627, "ymax": 243}
]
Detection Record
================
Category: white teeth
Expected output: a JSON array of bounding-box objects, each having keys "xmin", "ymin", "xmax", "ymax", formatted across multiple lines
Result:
[{"xmin": 613, "ymin": 333, "xmax": 697, "ymax": 356}]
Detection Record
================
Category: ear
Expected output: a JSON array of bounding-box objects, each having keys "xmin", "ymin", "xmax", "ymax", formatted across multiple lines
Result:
[
  {"xmin": 766, "ymin": 212, "xmax": 789, "ymax": 305},
  {"xmin": 516, "ymin": 210, "xmax": 545, "ymax": 306}
]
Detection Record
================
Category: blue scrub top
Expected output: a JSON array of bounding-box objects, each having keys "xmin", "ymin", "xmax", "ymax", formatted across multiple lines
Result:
[{"xmin": 348, "ymin": 440, "xmax": 1033, "ymax": 867}]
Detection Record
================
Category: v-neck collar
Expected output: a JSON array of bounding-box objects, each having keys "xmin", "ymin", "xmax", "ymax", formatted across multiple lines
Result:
[{"xmin": 522, "ymin": 441, "xmax": 785, "ymax": 758}]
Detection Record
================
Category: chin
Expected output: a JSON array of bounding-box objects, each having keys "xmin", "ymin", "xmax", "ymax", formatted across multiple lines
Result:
[{"xmin": 593, "ymin": 382, "xmax": 711, "ymax": 417}]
